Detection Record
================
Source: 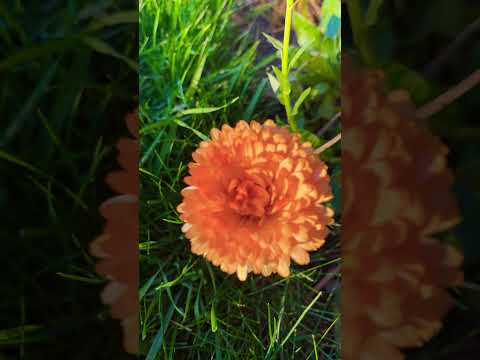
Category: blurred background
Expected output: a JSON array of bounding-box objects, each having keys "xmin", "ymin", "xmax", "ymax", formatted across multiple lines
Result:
[
  {"xmin": 343, "ymin": 0, "xmax": 480, "ymax": 358},
  {"xmin": 0, "ymin": 1, "xmax": 137, "ymax": 358}
]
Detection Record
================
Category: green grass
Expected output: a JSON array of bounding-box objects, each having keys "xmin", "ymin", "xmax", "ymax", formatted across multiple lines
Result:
[
  {"xmin": 139, "ymin": 0, "xmax": 341, "ymax": 358},
  {"xmin": 0, "ymin": 1, "xmax": 137, "ymax": 358}
]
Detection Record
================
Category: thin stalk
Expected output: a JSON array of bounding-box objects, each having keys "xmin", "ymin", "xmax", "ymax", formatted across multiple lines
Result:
[
  {"xmin": 282, "ymin": 0, "xmax": 297, "ymax": 132},
  {"xmin": 314, "ymin": 133, "xmax": 341, "ymax": 154},
  {"xmin": 416, "ymin": 69, "xmax": 480, "ymax": 119}
]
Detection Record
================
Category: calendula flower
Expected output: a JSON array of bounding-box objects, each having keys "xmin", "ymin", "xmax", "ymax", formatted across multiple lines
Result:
[
  {"xmin": 342, "ymin": 55, "xmax": 463, "ymax": 360},
  {"xmin": 177, "ymin": 120, "xmax": 334, "ymax": 281},
  {"xmin": 90, "ymin": 110, "xmax": 139, "ymax": 354}
]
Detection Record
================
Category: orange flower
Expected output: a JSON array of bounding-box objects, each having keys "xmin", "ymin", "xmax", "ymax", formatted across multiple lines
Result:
[
  {"xmin": 90, "ymin": 110, "xmax": 139, "ymax": 354},
  {"xmin": 342, "ymin": 55, "xmax": 463, "ymax": 360},
  {"xmin": 177, "ymin": 120, "xmax": 334, "ymax": 281}
]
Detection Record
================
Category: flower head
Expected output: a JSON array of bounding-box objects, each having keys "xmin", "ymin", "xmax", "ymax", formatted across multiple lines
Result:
[
  {"xmin": 177, "ymin": 120, "xmax": 334, "ymax": 281},
  {"xmin": 342, "ymin": 55, "xmax": 463, "ymax": 360},
  {"xmin": 90, "ymin": 110, "xmax": 139, "ymax": 354}
]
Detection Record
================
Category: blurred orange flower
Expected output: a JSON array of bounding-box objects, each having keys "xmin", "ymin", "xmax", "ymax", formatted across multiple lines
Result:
[
  {"xmin": 177, "ymin": 120, "xmax": 334, "ymax": 281},
  {"xmin": 342, "ymin": 55, "xmax": 463, "ymax": 360},
  {"xmin": 90, "ymin": 110, "xmax": 139, "ymax": 354}
]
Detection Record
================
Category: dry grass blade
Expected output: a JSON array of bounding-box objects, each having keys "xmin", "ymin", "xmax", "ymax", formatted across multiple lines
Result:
[
  {"xmin": 314, "ymin": 133, "xmax": 341, "ymax": 154},
  {"xmin": 317, "ymin": 112, "xmax": 341, "ymax": 137},
  {"xmin": 416, "ymin": 69, "xmax": 480, "ymax": 119}
]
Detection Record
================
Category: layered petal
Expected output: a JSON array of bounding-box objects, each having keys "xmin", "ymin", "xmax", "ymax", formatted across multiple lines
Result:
[{"xmin": 178, "ymin": 120, "xmax": 334, "ymax": 280}]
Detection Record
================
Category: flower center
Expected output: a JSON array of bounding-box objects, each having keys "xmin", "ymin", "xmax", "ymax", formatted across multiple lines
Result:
[{"xmin": 227, "ymin": 178, "xmax": 270, "ymax": 218}]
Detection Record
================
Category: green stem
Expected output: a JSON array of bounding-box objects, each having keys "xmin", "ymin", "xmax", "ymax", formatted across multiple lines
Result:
[{"xmin": 282, "ymin": 0, "xmax": 297, "ymax": 132}]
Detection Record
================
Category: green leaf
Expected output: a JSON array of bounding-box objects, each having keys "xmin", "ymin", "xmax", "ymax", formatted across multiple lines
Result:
[
  {"xmin": 289, "ymin": 44, "xmax": 310, "ymax": 71},
  {"xmin": 292, "ymin": 87, "xmax": 312, "ymax": 116},
  {"xmin": 300, "ymin": 129, "xmax": 323, "ymax": 148},
  {"xmin": 0, "ymin": 150, "xmax": 46, "ymax": 176},
  {"xmin": 210, "ymin": 304, "xmax": 218, "ymax": 333},
  {"xmin": 304, "ymin": 55, "xmax": 338, "ymax": 83},
  {"xmin": 186, "ymin": 42, "xmax": 208, "ymax": 98},
  {"xmin": 293, "ymin": 12, "xmax": 322, "ymax": 49},
  {"xmin": 0, "ymin": 325, "xmax": 44, "ymax": 345},
  {"xmin": 81, "ymin": 36, "xmax": 138, "ymax": 71},
  {"xmin": 86, "ymin": 10, "xmax": 138, "ymax": 31},
  {"xmin": 56, "ymin": 272, "xmax": 103, "ymax": 284},
  {"xmin": 267, "ymin": 72, "xmax": 280, "ymax": 94},
  {"xmin": 146, "ymin": 293, "xmax": 178, "ymax": 360},
  {"xmin": 177, "ymin": 97, "xmax": 239, "ymax": 116},
  {"xmin": 174, "ymin": 119, "xmax": 209, "ymax": 141},
  {"xmin": 244, "ymin": 78, "xmax": 268, "ymax": 120},
  {"xmin": 155, "ymin": 261, "xmax": 196, "ymax": 290},
  {"xmin": 320, "ymin": 0, "xmax": 341, "ymax": 34},
  {"xmin": 314, "ymin": 82, "xmax": 330, "ymax": 96},
  {"xmin": 0, "ymin": 38, "xmax": 74, "ymax": 70},
  {"xmin": 280, "ymin": 290, "xmax": 322, "ymax": 347},
  {"xmin": 1, "ymin": 61, "xmax": 59, "ymax": 144},
  {"xmin": 139, "ymin": 271, "xmax": 160, "ymax": 301},
  {"xmin": 262, "ymin": 32, "xmax": 283, "ymax": 52},
  {"xmin": 272, "ymin": 65, "xmax": 291, "ymax": 98},
  {"xmin": 365, "ymin": 0, "xmax": 384, "ymax": 26}
]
